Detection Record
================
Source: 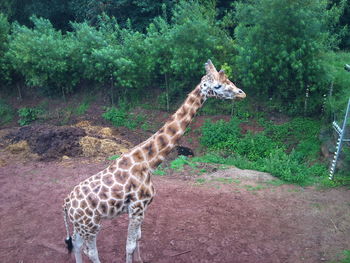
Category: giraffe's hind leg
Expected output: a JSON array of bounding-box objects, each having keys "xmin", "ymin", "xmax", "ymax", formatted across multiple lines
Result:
[
  {"xmin": 74, "ymin": 219, "xmax": 101, "ymax": 263},
  {"xmin": 126, "ymin": 210, "xmax": 144, "ymax": 263},
  {"xmin": 72, "ymin": 230, "xmax": 83, "ymax": 263},
  {"xmin": 84, "ymin": 234, "xmax": 101, "ymax": 263}
]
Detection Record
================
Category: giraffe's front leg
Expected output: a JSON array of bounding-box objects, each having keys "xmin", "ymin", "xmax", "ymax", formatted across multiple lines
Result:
[{"xmin": 126, "ymin": 212, "xmax": 144, "ymax": 263}]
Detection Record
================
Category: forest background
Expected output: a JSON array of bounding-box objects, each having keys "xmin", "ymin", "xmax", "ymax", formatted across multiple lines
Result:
[{"xmin": 0, "ymin": 0, "xmax": 350, "ymax": 184}]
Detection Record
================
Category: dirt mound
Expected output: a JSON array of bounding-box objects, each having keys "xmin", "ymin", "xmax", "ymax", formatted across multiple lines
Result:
[
  {"xmin": 2, "ymin": 122, "xmax": 133, "ymax": 161},
  {"xmin": 205, "ymin": 167, "xmax": 275, "ymax": 182},
  {"xmin": 5, "ymin": 125, "xmax": 86, "ymax": 160},
  {"xmin": 79, "ymin": 136, "xmax": 129, "ymax": 157}
]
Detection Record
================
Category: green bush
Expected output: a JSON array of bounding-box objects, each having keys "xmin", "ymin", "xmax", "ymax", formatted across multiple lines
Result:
[
  {"xmin": 199, "ymin": 116, "xmax": 327, "ymax": 184},
  {"xmin": 0, "ymin": 99, "xmax": 13, "ymax": 125},
  {"xmin": 200, "ymin": 118, "xmax": 241, "ymax": 150},
  {"xmin": 7, "ymin": 16, "xmax": 79, "ymax": 97},
  {"xmin": 0, "ymin": 13, "xmax": 10, "ymax": 86},
  {"xmin": 102, "ymin": 106, "xmax": 145, "ymax": 130},
  {"xmin": 18, "ymin": 107, "xmax": 43, "ymax": 126},
  {"xmin": 234, "ymin": 0, "xmax": 333, "ymax": 115}
]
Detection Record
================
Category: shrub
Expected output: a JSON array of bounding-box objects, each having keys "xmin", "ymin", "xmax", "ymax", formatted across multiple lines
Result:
[
  {"xmin": 7, "ymin": 16, "xmax": 79, "ymax": 97},
  {"xmin": 234, "ymin": 0, "xmax": 332, "ymax": 115},
  {"xmin": 18, "ymin": 107, "xmax": 43, "ymax": 126},
  {"xmin": 0, "ymin": 13, "xmax": 10, "ymax": 86},
  {"xmin": 200, "ymin": 118, "xmax": 241, "ymax": 150},
  {"xmin": 102, "ymin": 106, "xmax": 145, "ymax": 130}
]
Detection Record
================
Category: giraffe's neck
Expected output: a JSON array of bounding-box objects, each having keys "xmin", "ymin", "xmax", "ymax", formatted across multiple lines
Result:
[{"xmin": 146, "ymin": 85, "xmax": 206, "ymax": 169}]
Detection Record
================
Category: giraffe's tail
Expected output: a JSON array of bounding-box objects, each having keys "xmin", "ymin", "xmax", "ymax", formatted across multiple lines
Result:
[{"xmin": 63, "ymin": 206, "xmax": 73, "ymax": 253}]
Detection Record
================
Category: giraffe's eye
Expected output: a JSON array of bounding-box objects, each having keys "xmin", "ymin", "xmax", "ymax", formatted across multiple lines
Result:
[{"xmin": 214, "ymin": 85, "xmax": 222, "ymax": 89}]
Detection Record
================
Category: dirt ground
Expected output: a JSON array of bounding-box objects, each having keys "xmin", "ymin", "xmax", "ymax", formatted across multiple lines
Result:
[{"xmin": 0, "ymin": 152, "xmax": 349, "ymax": 263}]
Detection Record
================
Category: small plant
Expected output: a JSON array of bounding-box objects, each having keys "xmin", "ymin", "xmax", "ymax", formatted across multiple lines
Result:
[
  {"xmin": 108, "ymin": 154, "xmax": 120, "ymax": 161},
  {"xmin": 195, "ymin": 178, "xmax": 206, "ymax": 184},
  {"xmin": 154, "ymin": 165, "xmax": 166, "ymax": 176},
  {"xmin": 18, "ymin": 107, "xmax": 43, "ymax": 126},
  {"xmin": 170, "ymin": 156, "xmax": 197, "ymax": 171},
  {"xmin": 75, "ymin": 101, "xmax": 90, "ymax": 115},
  {"xmin": 0, "ymin": 100, "xmax": 14, "ymax": 125},
  {"xmin": 102, "ymin": 106, "xmax": 146, "ymax": 130}
]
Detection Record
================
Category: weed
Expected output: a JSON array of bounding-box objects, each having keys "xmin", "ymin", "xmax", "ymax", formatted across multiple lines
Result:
[
  {"xmin": 170, "ymin": 156, "xmax": 197, "ymax": 171},
  {"xmin": 102, "ymin": 106, "xmax": 146, "ymax": 130},
  {"xmin": 265, "ymin": 179, "xmax": 285, "ymax": 186},
  {"xmin": 154, "ymin": 165, "xmax": 166, "ymax": 176},
  {"xmin": 108, "ymin": 154, "xmax": 120, "ymax": 161},
  {"xmin": 334, "ymin": 250, "xmax": 350, "ymax": 263},
  {"xmin": 75, "ymin": 101, "xmax": 90, "ymax": 115},
  {"xmin": 195, "ymin": 178, "xmax": 206, "ymax": 184},
  {"xmin": 243, "ymin": 184, "xmax": 265, "ymax": 191}
]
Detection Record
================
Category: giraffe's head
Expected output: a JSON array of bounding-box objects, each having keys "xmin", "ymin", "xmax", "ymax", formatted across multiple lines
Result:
[{"xmin": 200, "ymin": 60, "xmax": 246, "ymax": 100}]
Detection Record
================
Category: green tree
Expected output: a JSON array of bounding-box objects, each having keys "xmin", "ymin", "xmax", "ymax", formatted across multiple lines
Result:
[
  {"xmin": 235, "ymin": 0, "xmax": 331, "ymax": 115},
  {"xmin": 7, "ymin": 16, "xmax": 79, "ymax": 98},
  {"xmin": 0, "ymin": 13, "xmax": 10, "ymax": 86}
]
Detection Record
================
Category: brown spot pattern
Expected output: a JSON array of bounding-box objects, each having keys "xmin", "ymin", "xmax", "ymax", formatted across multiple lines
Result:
[
  {"xmin": 132, "ymin": 150, "xmax": 144, "ymax": 162},
  {"xmin": 118, "ymin": 156, "xmax": 131, "ymax": 170},
  {"xmin": 87, "ymin": 193, "xmax": 99, "ymax": 209},
  {"xmin": 114, "ymin": 170, "xmax": 128, "ymax": 184},
  {"xmin": 125, "ymin": 177, "xmax": 139, "ymax": 193},
  {"xmin": 98, "ymin": 186, "xmax": 109, "ymax": 200},
  {"xmin": 131, "ymin": 164, "xmax": 147, "ymax": 181},
  {"xmin": 102, "ymin": 174, "xmax": 114, "ymax": 186},
  {"xmin": 156, "ymin": 134, "xmax": 169, "ymax": 149},
  {"xmin": 143, "ymin": 141, "xmax": 156, "ymax": 160},
  {"xmin": 98, "ymin": 201, "xmax": 108, "ymax": 215},
  {"xmin": 111, "ymin": 184, "xmax": 123, "ymax": 199},
  {"xmin": 80, "ymin": 200, "xmax": 87, "ymax": 209},
  {"xmin": 166, "ymin": 123, "xmax": 178, "ymax": 136},
  {"xmin": 138, "ymin": 185, "xmax": 152, "ymax": 199}
]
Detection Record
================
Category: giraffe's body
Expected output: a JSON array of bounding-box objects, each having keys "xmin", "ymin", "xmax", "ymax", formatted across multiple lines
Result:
[{"xmin": 63, "ymin": 60, "xmax": 246, "ymax": 263}]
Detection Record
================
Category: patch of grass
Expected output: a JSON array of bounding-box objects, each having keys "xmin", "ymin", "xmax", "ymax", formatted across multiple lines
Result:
[
  {"xmin": 75, "ymin": 101, "xmax": 90, "ymax": 115},
  {"xmin": 195, "ymin": 178, "xmax": 206, "ymax": 184},
  {"xmin": 170, "ymin": 156, "xmax": 197, "ymax": 171},
  {"xmin": 198, "ymin": 116, "xmax": 329, "ymax": 185},
  {"xmin": 154, "ymin": 165, "xmax": 166, "ymax": 176},
  {"xmin": 243, "ymin": 184, "xmax": 265, "ymax": 191},
  {"xmin": 212, "ymin": 177, "xmax": 238, "ymax": 184},
  {"xmin": 264, "ymin": 179, "xmax": 285, "ymax": 186},
  {"xmin": 107, "ymin": 154, "xmax": 120, "ymax": 160},
  {"xmin": 102, "ymin": 106, "xmax": 146, "ymax": 130},
  {"xmin": 333, "ymin": 250, "xmax": 350, "ymax": 263}
]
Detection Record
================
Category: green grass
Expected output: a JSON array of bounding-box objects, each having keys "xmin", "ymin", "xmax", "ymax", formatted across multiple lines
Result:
[
  {"xmin": 197, "ymin": 116, "xmax": 331, "ymax": 185},
  {"xmin": 75, "ymin": 101, "xmax": 90, "ymax": 115},
  {"xmin": 170, "ymin": 156, "xmax": 197, "ymax": 171},
  {"xmin": 107, "ymin": 154, "xmax": 120, "ymax": 160}
]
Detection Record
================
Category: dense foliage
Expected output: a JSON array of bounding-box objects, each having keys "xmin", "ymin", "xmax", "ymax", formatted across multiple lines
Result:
[
  {"xmin": 200, "ymin": 117, "xmax": 327, "ymax": 184},
  {"xmin": 234, "ymin": 0, "xmax": 338, "ymax": 115},
  {"xmin": 0, "ymin": 0, "xmax": 348, "ymax": 114}
]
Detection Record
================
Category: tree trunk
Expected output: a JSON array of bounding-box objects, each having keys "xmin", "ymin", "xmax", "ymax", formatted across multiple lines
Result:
[{"xmin": 164, "ymin": 73, "xmax": 169, "ymax": 112}]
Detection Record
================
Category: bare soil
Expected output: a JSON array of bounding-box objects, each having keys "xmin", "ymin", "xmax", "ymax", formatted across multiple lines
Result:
[{"xmin": 0, "ymin": 151, "xmax": 349, "ymax": 263}]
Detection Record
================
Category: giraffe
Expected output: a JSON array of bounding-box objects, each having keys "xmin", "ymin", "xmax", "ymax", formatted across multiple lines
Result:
[{"xmin": 63, "ymin": 59, "xmax": 246, "ymax": 263}]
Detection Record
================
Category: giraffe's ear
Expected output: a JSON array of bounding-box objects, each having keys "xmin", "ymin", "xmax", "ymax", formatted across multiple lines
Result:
[{"xmin": 205, "ymin": 59, "xmax": 217, "ymax": 75}]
